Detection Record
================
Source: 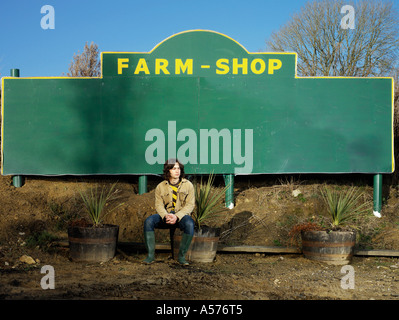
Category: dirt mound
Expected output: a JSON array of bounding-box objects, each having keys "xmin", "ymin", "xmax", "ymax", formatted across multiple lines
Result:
[
  {"xmin": 1, "ymin": 174, "xmax": 399, "ymax": 301},
  {"xmin": 1, "ymin": 174, "xmax": 399, "ymax": 248}
]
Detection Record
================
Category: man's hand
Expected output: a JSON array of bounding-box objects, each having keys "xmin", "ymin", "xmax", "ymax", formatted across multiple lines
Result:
[{"xmin": 165, "ymin": 213, "xmax": 178, "ymax": 224}]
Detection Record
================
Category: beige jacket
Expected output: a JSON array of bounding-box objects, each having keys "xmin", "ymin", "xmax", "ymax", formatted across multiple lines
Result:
[{"xmin": 155, "ymin": 178, "xmax": 195, "ymax": 221}]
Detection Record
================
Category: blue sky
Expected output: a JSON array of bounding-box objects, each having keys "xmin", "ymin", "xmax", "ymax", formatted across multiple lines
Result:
[{"xmin": 0, "ymin": 0, "xmax": 311, "ymax": 78}]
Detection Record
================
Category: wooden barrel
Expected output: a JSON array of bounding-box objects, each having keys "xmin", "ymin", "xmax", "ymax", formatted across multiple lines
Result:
[
  {"xmin": 174, "ymin": 226, "xmax": 220, "ymax": 263},
  {"xmin": 301, "ymin": 230, "xmax": 356, "ymax": 265},
  {"xmin": 68, "ymin": 224, "xmax": 119, "ymax": 262}
]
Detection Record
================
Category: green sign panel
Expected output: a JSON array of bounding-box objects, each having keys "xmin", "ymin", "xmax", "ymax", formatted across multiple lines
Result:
[{"xmin": 1, "ymin": 30, "xmax": 394, "ymax": 176}]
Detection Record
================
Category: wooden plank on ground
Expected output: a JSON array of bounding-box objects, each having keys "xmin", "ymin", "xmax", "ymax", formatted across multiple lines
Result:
[
  {"xmin": 59, "ymin": 241, "xmax": 399, "ymax": 257},
  {"xmin": 217, "ymin": 245, "xmax": 301, "ymax": 254},
  {"xmin": 354, "ymin": 249, "xmax": 399, "ymax": 257}
]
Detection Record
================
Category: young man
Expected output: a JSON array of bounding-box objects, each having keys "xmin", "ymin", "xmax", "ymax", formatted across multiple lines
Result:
[{"xmin": 143, "ymin": 159, "xmax": 195, "ymax": 265}]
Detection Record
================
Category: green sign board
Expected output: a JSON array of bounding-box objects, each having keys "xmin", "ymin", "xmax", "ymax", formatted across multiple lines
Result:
[{"xmin": 1, "ymin": 30, "xmax": 394, "ymax": 176}]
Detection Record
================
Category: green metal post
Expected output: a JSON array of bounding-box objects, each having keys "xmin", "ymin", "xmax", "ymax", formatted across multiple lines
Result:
[
  {"xmin": 10, "ymin": 69, "xmax": 25, "ymax": 188},
  {"xmin": 11, "ymin": 69, "xmax": 20, "ymax": 77},
  {"xmin": 223, "ymin": 174, "xmax": 234, "ymax": 209},
  {"xmin": 138, "ymin": 175, "xmax": 148, "ymax": 194},
  {"xmin": 373, "ymin": 174, "xmax": 382, "ymax": 217},
  {"xmin": 12, "ymin": 175, "xmax": 25, "ymax": 188}
]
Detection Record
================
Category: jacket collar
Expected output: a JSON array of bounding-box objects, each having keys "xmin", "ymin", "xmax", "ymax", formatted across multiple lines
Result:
[{"xmin": 163, "ymin": 178, "xmax": 187, "ymax": 185}]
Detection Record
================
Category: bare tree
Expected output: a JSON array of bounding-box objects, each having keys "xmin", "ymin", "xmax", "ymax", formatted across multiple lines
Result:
[
  {"xmin": 67, "ymin": 42, "xmax": 101, "ymax": 77},
  {"xmin": 266, "ymin": 0, "xmax": 399, "ymax": 77}
]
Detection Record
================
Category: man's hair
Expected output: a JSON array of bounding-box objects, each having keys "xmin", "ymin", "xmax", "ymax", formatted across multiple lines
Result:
[{"xmin": 163, "ymin": 158, "xmax": 185, "ymax": 181}]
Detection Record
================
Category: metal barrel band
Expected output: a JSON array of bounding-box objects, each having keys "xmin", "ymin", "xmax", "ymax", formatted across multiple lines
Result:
[
  {"xmin": 302, "ymin": 240, "xmax": 355, "ymax": 248},
  {"xmin": 302, "ymin": 250, "xmax": 353, "ymax": 259},
  {"xmin": 68, "ymin": 237, "xmax": 116, "ymax": 244}
]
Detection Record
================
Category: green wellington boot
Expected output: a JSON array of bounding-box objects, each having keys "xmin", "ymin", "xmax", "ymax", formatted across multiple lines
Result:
[
  {"xmin": 178, "ymin": 233, "xmax": 193, "ymax": 265},
  {"xmin": 143, "ymin": 231, "xmax": 156, "ymax": 264}
]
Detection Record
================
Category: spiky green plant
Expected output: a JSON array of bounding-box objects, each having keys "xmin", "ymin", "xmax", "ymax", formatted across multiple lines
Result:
[
  {"xmin": 320, "ymin": 186, "xmax": 371, "ymax": 229},
  {"xmin": 79, "ymin": 183, "xmax": 122, "ymax": 227},
  {"xmin": 193, "ymin": 173, "xmax": 229, "ymax": 229}
]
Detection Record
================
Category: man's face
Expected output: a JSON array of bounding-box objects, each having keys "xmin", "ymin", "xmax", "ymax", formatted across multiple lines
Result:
[{"xmin": 169, "ymin": 162, "xmax": 181, "ymax": 180}]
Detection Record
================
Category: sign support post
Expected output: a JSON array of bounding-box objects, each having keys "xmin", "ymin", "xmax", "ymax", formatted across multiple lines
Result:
[
  {"xmin": 224, "ymin": 174, "xmax": 234, "ymax": 209},
  {"xmin": 10, "ymin": 69, "xmax": 24, "ymax": 188},
  {"xmin": 138, "ymin": 175, "xmax": 147, "ymax": 195},
  {"xmin": 373, "ymin": 174, "xmax": 382, "ymax": 217}
]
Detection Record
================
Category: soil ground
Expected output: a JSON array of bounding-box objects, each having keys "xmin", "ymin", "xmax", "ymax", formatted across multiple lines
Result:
[{"xmin": 1, "ymin": 174, "xmax": 399, "ymax": 302}]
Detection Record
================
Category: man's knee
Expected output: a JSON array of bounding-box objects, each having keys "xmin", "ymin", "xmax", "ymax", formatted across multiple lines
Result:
[
  {"xmin": 180, "ymin": 215, "xmax": 195, "ymax": 235},
  {"xmin": 143, "ymin": 218, "xmax": 153, "ymax": 232},
  {"xmin": 144, "ymin": 214, "xmax": 160, "ymax": 232},
  {"xmin": 186, "ymin": 216, "xmax": 195, "ymax": 229}
]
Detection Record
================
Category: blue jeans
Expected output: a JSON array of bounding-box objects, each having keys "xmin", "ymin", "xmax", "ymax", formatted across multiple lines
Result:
[{"xmin": 144, "ymin": 214, "xmax": 195, "ymax": 236}]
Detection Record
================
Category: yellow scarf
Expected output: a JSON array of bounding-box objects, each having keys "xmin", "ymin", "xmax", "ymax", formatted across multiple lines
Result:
[{"xmin": 169, "ymin": 180, "xmax": 181, "ymax": 211}]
